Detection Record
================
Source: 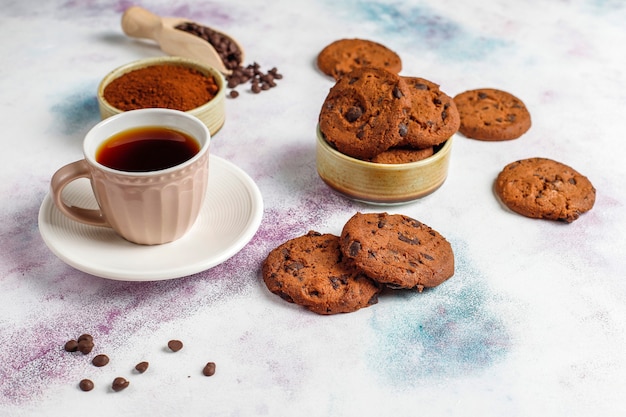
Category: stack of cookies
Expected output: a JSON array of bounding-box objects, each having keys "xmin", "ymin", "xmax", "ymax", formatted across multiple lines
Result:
[
  {"xmin": 262, "ymin": 212, "xmax": 454, "ymax": 315},
  {"xmin": 317, "ymin": 39, "xmax": 460, "ymax": 164}
]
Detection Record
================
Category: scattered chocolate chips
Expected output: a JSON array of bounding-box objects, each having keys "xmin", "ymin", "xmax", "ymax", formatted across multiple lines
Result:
[
  {"xmin": 92, "ymin": 354, "xmax": 110, "ymax": 367},
  {"xmin": 168, "ymin": 340, "xmax": 184, "ymax": 352},
  {"xmin": 65, "ymin": 334, "xmax": 216, "ymax": 393},
  {"xmin": 202, "ymin": 362, "xmax": 216, "ymax": 377},
  {"xmin": 226, "ymin": 63, "xmax": 282, "ymax": 97},
  {"xmin": 79, "ymin": 379, "xmax": 94, "ymax": 392},
  {"xmin": 112, "ymin": 377, "xmax": 130, "ymax": 392},
  {"xmin": 174, "ymin": 22, "xmax": 283, "ymax": 97},
  {"xmin": 135, "ymin": 361, "xmax": 149, "ymax": 373}
]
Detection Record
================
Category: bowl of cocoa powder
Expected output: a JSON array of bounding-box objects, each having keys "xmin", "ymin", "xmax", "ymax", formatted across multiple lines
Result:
[{"xmin": 97, "ymin": 56, "xmax": 226, "ymax": 135}]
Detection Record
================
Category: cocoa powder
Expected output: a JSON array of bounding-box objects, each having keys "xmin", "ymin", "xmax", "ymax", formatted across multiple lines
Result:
[{"xmin": 103, "ymin": 64, "xmax": 219, "ymax": 111}]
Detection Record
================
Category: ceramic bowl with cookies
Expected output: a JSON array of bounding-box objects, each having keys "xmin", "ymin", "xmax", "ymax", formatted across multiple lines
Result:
[
  {"xmin": 316, "ymin": 66, "xmax": 459, "ymax": 205},
  {"xmin": 97, "ymin": 56, "xmax": 226, "ymax": 136}
]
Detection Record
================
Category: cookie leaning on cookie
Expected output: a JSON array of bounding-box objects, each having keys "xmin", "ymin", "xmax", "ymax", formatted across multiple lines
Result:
[
  {"xmin": 340, "ymin": 212, "xmax": 454, "ymax": 291},
  {"xmin": 261, "ymin": 213, "xmax": 455, "ymax": 314},
  {"xmin": 400, "ymin": 77, "xmax": 460, "ymax": 149},
  {"xmin": 319, "ymin": 66, "xmax": 412, "ymax": 160}
]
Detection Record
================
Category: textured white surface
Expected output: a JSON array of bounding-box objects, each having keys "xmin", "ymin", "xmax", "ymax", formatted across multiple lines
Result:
[{"xmin": 1, "ymin": 0, "xmax": 625, "ymax": 416}]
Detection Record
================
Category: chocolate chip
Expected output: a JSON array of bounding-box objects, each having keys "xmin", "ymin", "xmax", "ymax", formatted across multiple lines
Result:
[
  {"xmin": 345, "ymin": 106, "xmax": 363, "ymax": 122},
  {"xmin": 92, "ymin": 354, "xmax": 109, "ymax": 367},
  {"xmin": 398, "ymin": 122, "xmax": 408, "ymax": 137},
  {"xmin": 349, "ymin": 241, "xmax": 361, "ymax": 257},
  {"xmin": 77, "ymin": 334, "xmax": 93, "ymax": 343},
  {"xmin": 77, "ymin": 339, "xmax": 94, "ymax": 354},
  {"xmin": 168, "ymin": 340, "xmax": 184, "ymax": 352},
  {"xmin": 79, "ymin": 379, "xmax": 94, "ymax": 392},
  {"xmin": 414, "ymin": 83, "xmax": 429, "ymax": 90},
  {"xmin": 112, "ymin": 377, "xmax": 129, "ymax": 392},
  {"xmin": 229, "ymin": 90, "xmax": 239, "ymax": 98},
  {"xmin": 202, "ymin": 362, "xmax": 216, "ymax": 376},
  {"xmin": 135, "ymin": 361, "xmax": 149, "ymax": 373},
  {"xmin": 64, "ymin": 340, "xmax": 78, "ymax": 352},
  {"xmin": 421, "ymin": 252, "xmax": 434, "ymax": 261},
  {"xmin": 392, "ymin": 86, "xmax": 404, "ymax": 99},
  {"xmin": 398, "ymin": 233, "xmax": 420, "ymax": 245},
  {"xmin": 286, "ymin": 261, "xmax": 304, "ymax": 272},
  {"xmin": 478, "ymin": 92, "xmax": 488, "ymax": 99},
  {"xmin": 329, "ymin": 277, "xmax": 341, "ymax": 290}
]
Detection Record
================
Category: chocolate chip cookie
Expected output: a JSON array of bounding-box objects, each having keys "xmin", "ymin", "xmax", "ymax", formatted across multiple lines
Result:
[
  {"xmin": 369, "ymin": 146, "xmax": 434, "ymax": 164},
  {"xmin": 400, "ymin": 77, "xmax": 460, "ymax": 148},
  {"xmin": 317, "ymin": 38, "xmax": 402, "ymax": 80},
  {"xmin": 262, "ymin": 231, "xmax": 381, "ymax": 315},
  {"xmin": 340, "ymin": 213, "xmax": 454, "ymax": 291},
  {"xmin": 319, "ymin": 67, "xmax": 411, "ymax": 160},
  {"xmin": 453, "ymin": 88, "xmax": 531, "ymax": 141},
  {"xmin": 495, "ymin": 157, "xmax": 596, "ymax": 222}
]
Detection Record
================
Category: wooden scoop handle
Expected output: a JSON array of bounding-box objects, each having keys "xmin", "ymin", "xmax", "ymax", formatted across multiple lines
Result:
[{"xmin": 121, "ymin": 6, "xmax": 163, "ymax": 40}]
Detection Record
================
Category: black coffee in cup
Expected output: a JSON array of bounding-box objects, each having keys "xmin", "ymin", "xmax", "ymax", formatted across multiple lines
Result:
[{"xmin": 96, "ymin": 126, "xmax": 200, "ymax": 172}]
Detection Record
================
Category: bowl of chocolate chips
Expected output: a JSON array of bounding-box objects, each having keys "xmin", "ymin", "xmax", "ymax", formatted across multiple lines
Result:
[{"xmin": 97, "ymin": 56, "xmax": 226, "ymax": 135}]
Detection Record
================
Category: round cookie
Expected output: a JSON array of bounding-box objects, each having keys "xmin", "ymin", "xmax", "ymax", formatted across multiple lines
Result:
[
  {"xmin": 340, "ymin": 213, "xmax": 454, "ymax": 291},
  {"xmin": 317, "ymin": 38, "xmax": 402, "ymax": 80},
  {"xmin": 262, "ymin": 231, "xmax": 381, "ymax": 315},
  {"xmin": 494, "ymin": 157, "xmax": 596, "ymax": 223},
  {"xmin": 369, "ymin": 146, "xmax": 434, "ymax": 164},
  {"xmin": 453, "ymin": 88, "xmax": 531, "ymax": 141},
  {"xmin": 319, "ymin": 67, "xmax": 411, "ymax": 160},
  {"xmin": 399, "ymin": 77, "xmax": 460, "ymax": 148}
]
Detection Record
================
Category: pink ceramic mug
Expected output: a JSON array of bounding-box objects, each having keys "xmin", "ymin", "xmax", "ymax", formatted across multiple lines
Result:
[{"xmin": 50, "ymin": 108, "xmax": 211, "ymax": 245}]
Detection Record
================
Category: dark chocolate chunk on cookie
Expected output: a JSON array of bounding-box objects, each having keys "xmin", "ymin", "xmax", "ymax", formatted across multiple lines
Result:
[
  {"xmin": 319, "ymin": 67, "xmax": 411, "ymax": 160},
  {"xmin": 495, "ymin": 157, "xmax": 596, "ymax": 222},
  {"xmin": 453, "ymin": 88, "xmax": 531, "ymax": 141},
  {"xmin": 262, "ymin": 231, "xmax": 381, "ymax": 315},
  {"xmin": 317, "ymin": 38, "xmax": 402, "ymax": 80},
  {"xmin": 400, "ymin": 77, "xmax": 460, "ymax": 148},
  {"xmin": 340, "ymin": 213, "xmax": 454, "ymax": 291}
]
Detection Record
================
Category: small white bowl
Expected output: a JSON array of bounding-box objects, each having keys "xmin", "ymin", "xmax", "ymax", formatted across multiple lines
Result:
[
  {"xmin": 316, "ymin": 126, "xmax": 453, "ymax": 205},
  {"xmin": 97, "ymin": 56, "xmax": 226, "ymax": 136}
]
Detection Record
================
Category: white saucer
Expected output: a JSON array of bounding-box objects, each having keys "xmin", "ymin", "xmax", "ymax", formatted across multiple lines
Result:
[{"xmin": 38, "ymin": 155, "xmax": 263, "ymax": 281}]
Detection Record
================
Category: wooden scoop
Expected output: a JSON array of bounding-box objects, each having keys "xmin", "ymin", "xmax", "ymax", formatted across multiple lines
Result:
[{"xmin": 121, "ymin": 6, "xmax": 244, "ymax": 75}]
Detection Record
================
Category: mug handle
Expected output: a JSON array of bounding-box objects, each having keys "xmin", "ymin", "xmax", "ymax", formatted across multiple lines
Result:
[{"xmin": 50, "ymin": 160, "xmax": 110, "ymax": 227}]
